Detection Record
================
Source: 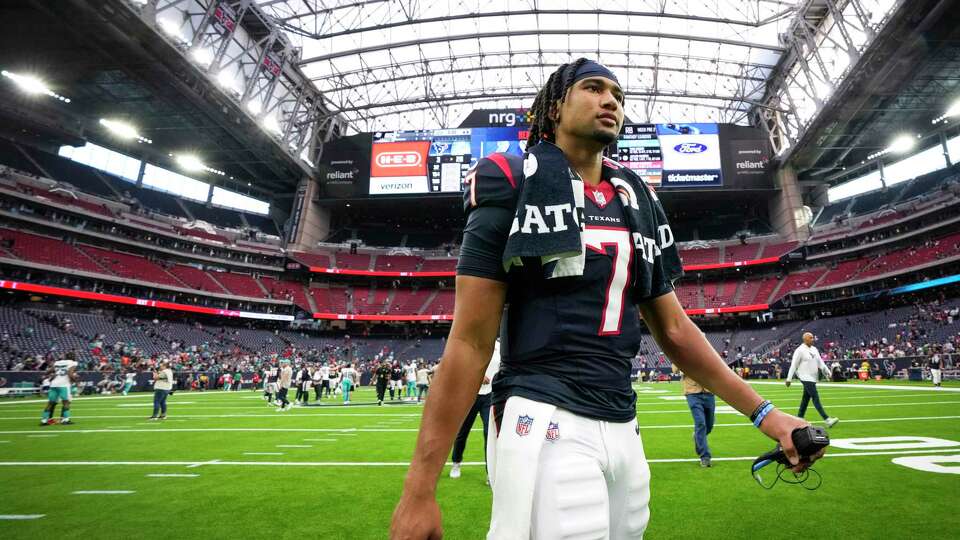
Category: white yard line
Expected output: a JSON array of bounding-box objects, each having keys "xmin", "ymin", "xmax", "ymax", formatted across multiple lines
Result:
[
  {"xmin": 25, "ymin": 434, "xmax": 58, "ymax": 438},
  {"xmin": 243, "ymin": 452, "xmax": 283, "ymax": 456},
  {"xmin": 0, "ymin": 514, "xmax": 45, "ymax": 520},
  {"xmin": 2, "ymin": 400, "xmax": 955, "ymax": 422},
  {"xmin": 276, "ymin": 445, "xmax": 312, "ymax": 448},
  {"xmin": 72, "ymin": 490, "xmax": 135, "ymax": 495},
  {"xmin": 749, "ymin": 381, "xmax": 960, "ymax": 393},
  {"xmin": 186, "ymin": 460, "xmax": 219, "ymax": 469},
  {"xmin": 0, "ymin": 392, "xmax": 233, "ymax": 406},
  {"xmin": 146, "ymin": 473, "xmax": 198, "ymax": 478},
  {"xmin": 0, "ymin": 448, "xmax": 956, "ymax": 468}
]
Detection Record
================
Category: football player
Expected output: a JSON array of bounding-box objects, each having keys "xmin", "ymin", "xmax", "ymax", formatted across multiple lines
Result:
[
  {"xmin": 391, "ymin": 59, "xmax": 824, "ymax": 539},
  {"xmin": 41, "ymin": 359, "xmax": 78, "ymax": 425},
  {"xmin": 389, "ymin": 361, "xmax": 404, "ymax": 400}
]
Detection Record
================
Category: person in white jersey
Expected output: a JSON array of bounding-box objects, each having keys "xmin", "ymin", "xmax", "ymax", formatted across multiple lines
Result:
[
  {"xmin": 40, "ymin": 359, "xmax": 78, "ymax": 425},
  {"xmin": 787, "ymin": 332, "xmax": 839, "ymax": 427}
]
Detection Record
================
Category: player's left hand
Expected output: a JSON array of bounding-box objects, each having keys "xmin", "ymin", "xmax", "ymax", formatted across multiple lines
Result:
[{"xmin": 758, "ymin": 408, "xmax": 826, "ymax": 474}]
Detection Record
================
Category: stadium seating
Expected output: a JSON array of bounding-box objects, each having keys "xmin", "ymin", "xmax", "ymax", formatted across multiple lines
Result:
[
  {"xmin": 758, "ymin": 241, "xmax": 798, "ymax": 258},
  {"xmin": 258, "ymin": 276, "xmax": 312, "ymax": 312},
  {"xmin": 816, "ymin": 259, "xmax": 873, "ymax": 287},
  {"xmin": 290, "ymin": 251, "xmax": 332, "ymax": 268},
  {"xmin": 209, "ymin": 272, "xmax": 267, "ymax": 298},
  {"xmin": 168, "ymin": 264, "xmax": 228, "ymax": 293},
  {"xmin": 374, "ymin": 255, "xmax": 420, "ymax": 272},
  {"xmin": 391, "ymin": 288, "xmax": 433, "ymax": 314},
  {"xmin": 419, "ymin": 258, "xmax": 457, "ymax": 272},
  {"xmin": 674, "ymin": 283, "xmax": 701, "ymax": 309},
  {"xmin": 679, "ymin": 247, "xmax": 721, "ymax": 265},
  {"xmin": 422, "ymin": 289, "xmax": 455, "ymax": 315},
  {"xmin": 335, "ymin": 253, "xmax": 372, "ymax": 270},
  {"xmin": 723, "ymin": 243, "xmax": 761, "ymax": 262},
  {"xmin": 78, "ymin": 245, "xmax": 183, "ymax": 287},
  {"xmin": 772, "ymin": 268, "xmax": 828, "ymax": 299},
  {"xmin": 0, "ymin": 228, "xmax": 104, "ymax": 274}
]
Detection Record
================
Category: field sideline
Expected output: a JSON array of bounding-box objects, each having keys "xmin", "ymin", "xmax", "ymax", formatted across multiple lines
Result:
[{"xmin": 1, "ymin": 380, "xmax": 958, "ymax": 539}]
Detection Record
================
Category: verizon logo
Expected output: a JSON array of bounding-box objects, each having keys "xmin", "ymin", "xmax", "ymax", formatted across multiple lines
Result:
[{"xmin": 376, "ymin": 152, "xmax": 422, "ymax": 167}]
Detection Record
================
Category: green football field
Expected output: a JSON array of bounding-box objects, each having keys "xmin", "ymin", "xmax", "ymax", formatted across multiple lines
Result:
[{"xmin": 1, "ymin": 380, "xmax": 958, "ymax": 539}]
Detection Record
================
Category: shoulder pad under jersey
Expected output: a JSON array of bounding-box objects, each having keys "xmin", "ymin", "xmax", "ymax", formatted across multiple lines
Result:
[{"xmin": 463, "ymin": 153, "xmax": 523, "ymax": 212}]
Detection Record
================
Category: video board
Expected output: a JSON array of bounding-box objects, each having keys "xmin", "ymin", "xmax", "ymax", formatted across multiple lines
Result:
[
  {"xmin": 318, "ymin": 120, "xmax": 773, "ymax": 200},
  {"xmin": 614, "ymin": 123, "xmax": 723, "ymax": 188}
]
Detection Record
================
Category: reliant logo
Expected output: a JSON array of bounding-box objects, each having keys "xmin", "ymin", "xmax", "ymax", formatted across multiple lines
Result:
[
  {"xmin": 736, "ymin": 160, "xmax": 767, "ymax": 170},
  {"xmin": 674, "ymin": 142, "xmax": 708, "ymax": 154},
  {"xmin": 326, "ymin": 170, "xmax": 355, "ymax": 180},
  {"xmin": 376, "ymin": 152, "xmax": 422, "ymax": 167}
]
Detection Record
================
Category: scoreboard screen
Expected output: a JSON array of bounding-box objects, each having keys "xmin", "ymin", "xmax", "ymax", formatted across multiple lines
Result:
[
  {"xmin": 319, "ymin": 121, "xmax": 771, "ymax": 200},
  {"xmin": 370, "ymin": 129, "xmax": 472, "ymax": 195},
  {"xmin": 615, "ymin": 123, "xmax": 723, "ymax": 188}
]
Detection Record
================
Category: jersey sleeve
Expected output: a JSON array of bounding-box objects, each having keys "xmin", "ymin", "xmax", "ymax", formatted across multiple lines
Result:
[
  {"xmin": 647, "ymin": 190, "xmax": 684, "ymax": 298},
  {"xmin": 630, "ymin": 176, "xmax": 684, "ymax": 300},
  {"xmin": 457, "ymin": 154, "xmax": 521, "ymax": 282},
  {"xmin": 462, "ymin": 153, "xmax": 522, "ymax": 213}
]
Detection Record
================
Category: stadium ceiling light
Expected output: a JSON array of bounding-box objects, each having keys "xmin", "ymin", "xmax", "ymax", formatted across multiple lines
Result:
[
  {"xmin": 191, "ymin": 46, "xmax": 214, "ymax": 68},
  {"xmin": 933, "ymin": 99, "xmax": 960, "ymax": 124},
  {"xmin": 1, "ymin": 70, "xmax": 71, "ymax": 103},
  {"xmin": 157, "ymin": 17, "xmax": 187, "ymax": 43},
  {"xmin": 889, "ymin": 135, "xmax": 916, "ymax": 153},
  {"xmin": 216, "ymin": 70, "xmax": 240, "ymax": 94},
  {"xmin": 262, "ymin": 115, "xmax": 282, "ymax": 135},
  {"xmin": 246, "ymin": 100, "xmax": 262, "ymax": 115},
  {"xmin": 99, "ymin": 118, "xmax": 151, "ymax": 144},
  {"xmin": 175, "ymin": 154, "xmax": 206, "ymax": 172},
  {"xmin": 867, "ymin": 134, "xmax": 916, "ymax": 160}
]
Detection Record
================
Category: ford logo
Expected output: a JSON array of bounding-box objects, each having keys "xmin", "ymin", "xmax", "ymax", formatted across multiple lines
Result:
[{"xmin": 674, "ymin": 143, "xmax": 708, "ymax": 154}]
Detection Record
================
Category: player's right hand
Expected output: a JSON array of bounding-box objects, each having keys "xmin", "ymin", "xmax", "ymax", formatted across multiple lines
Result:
[
  {"xmin": 390, "ymin": 492, "xmax": 442, "ymax": 540},
  {"xmin": 784, "ymin": 380, "xmax": 791, "ymax": 388}
]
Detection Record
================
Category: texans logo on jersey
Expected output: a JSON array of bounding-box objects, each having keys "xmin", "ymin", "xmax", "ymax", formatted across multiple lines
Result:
[{"xmin": 516, "ymin": 414, "xmax": 534, "ymax": 436}]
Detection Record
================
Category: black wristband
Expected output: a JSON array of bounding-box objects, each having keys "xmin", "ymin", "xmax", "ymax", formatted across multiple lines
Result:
[{"xmin": 750, "ymin": 400, "xmax": 771, "ymax": 423}]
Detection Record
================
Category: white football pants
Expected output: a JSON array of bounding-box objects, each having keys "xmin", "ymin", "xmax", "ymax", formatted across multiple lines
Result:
[
  {"xmin": 487, "ymin": 396, "xmax": 651, "ymax": 540},
  {"xmin": 931, "ymin": 369, "xmax": 942, "ymax": 385}
]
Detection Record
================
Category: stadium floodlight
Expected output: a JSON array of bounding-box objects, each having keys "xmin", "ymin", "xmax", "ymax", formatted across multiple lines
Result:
[
  {"xmin": 933, "ymin": 99, "xmax": 960, "ymax": 124},
  {"xmin": 157, "ymin": 17, "xmax": 187, "ymax": 43},
  {"xmin": 1, "ymin": 70, "xmax": 71, "ymax": 103},
  {"xmin": 868, "ymin": 134, "xmax": 916, "ymax": 160},
  {"xmin": 99, "ymin": 118, "xmax": 151, "ymax": 144},
  {"xmin": 216, "ymin": 70, "xmax": 239, "ymax": 94},
  {"xmin": 262, "ymin": 115, "xmax": 282, "ymax": 135},
  {"xmin": 191, "ymin": 46, "xmax": 214, "ymax": 68},
  {"xmin": 889, "ymin": 135, "xmax": 916, "ymax": 153},
  {"xmin": 246, "ymin": 100, "xmax": 262, "ymax": 115},
  {"xmin": 175, "ymin": 154, "xmax": 206, "ymax": 172}
]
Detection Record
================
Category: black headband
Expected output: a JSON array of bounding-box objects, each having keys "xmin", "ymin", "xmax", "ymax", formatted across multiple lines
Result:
[{"xmin": 571, "ymin": 60, "xmax": 619, "ymax": 85}]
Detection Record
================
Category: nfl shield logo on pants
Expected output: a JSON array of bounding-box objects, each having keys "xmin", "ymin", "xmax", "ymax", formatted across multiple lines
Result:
[
  {"xmin": 545, "ymin": 422, "xmax": 560, "ymax": 441},
  {"xmin": 516, "ymin": 415, "xmax": 534, "ymax": 436}
]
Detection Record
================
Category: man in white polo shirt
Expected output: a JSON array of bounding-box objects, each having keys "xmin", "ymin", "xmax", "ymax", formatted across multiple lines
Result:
[{"xmin": 787, "ymin": 332, "xmax": 838, "ymax": 428}]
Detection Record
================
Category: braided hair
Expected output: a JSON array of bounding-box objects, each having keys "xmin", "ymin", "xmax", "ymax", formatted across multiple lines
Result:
[{"xmin": 526, "ymin": 58, "xmax": 591, "ymax": 148}]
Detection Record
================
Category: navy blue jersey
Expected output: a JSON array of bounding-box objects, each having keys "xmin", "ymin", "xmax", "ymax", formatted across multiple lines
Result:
[{"xmin": 457, "ymin": 152, "xmax": 683, "ymax": 422}]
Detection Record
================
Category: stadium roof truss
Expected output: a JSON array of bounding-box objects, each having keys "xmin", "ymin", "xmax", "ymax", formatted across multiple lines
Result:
[
  {"xmin": 144, "ymin": 0, "xmax": 350, "ymax": 169},
  {"xmin": 755, "ymin": 0, "xmax": 902, "ymax": 158},
  {"xmin": 134, "ymin": 0, "xmax": 903, "ymax": 170},
  {"xmin": 251, "ymin": 0, "xmax": 797, "ymax": 133}
]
